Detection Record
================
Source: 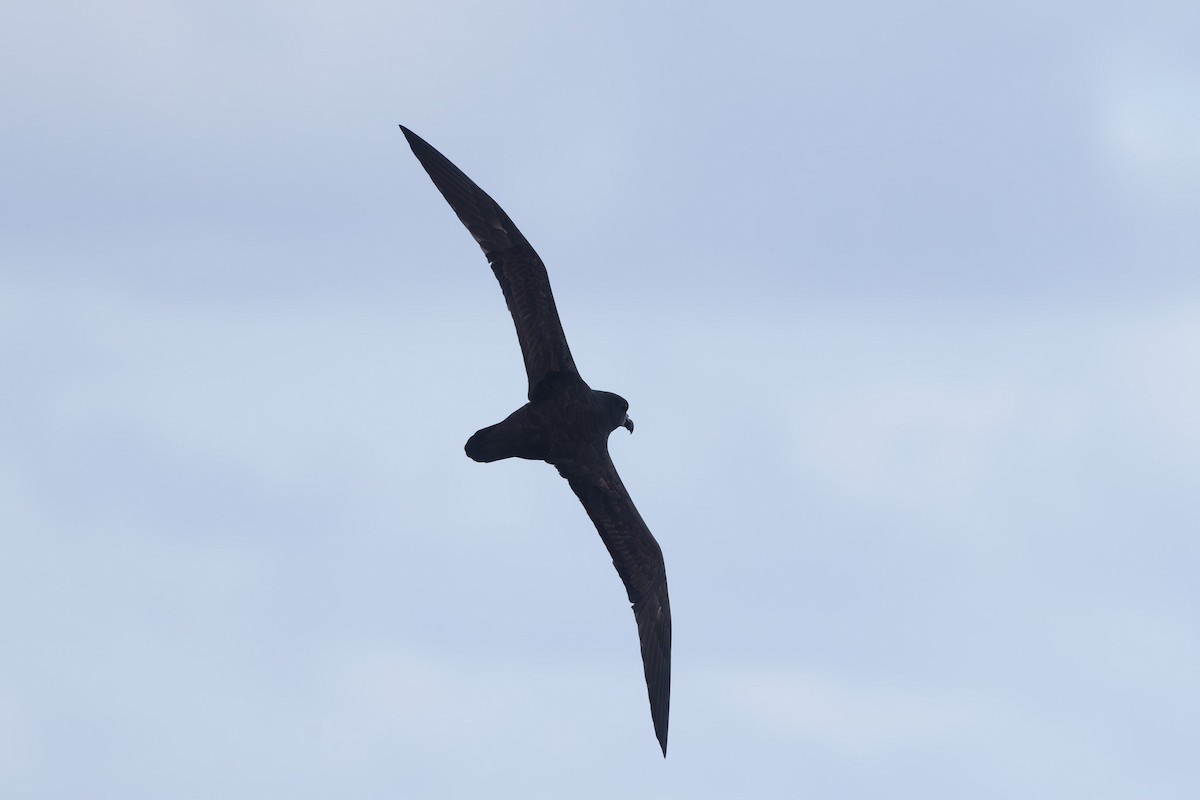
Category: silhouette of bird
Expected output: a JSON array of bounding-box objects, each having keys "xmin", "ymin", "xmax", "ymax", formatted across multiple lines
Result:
[{"xmin": 401, "ymin": 125, "xmax": 671, "ymax": 756}]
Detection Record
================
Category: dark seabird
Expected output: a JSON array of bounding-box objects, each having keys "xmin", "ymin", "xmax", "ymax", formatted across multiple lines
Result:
[{"xmin": 401, "ymin": 125, "xmax": 671, "ymax": 756}]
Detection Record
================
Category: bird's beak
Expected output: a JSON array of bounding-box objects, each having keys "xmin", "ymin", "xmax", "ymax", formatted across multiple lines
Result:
[{"xmin": 623, "ymin": 416, "xmax": 635, "ymax": 433}]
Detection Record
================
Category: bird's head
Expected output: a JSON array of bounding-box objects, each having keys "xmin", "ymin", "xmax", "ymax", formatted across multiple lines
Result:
[{"xmin": 598, "ymin": 391, "xmax": 634, "ymax": 435}]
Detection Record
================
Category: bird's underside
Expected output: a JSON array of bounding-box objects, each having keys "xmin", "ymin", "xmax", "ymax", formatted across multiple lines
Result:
[{"xmin": 401, "ymin": 125, "xmax": 671, "ymax": 756}]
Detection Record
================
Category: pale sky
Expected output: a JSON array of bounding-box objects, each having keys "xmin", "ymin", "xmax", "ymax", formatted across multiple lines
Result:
[{"xmin": 2, "ymin": 2, "xmax": 1198, "ymax": 798}]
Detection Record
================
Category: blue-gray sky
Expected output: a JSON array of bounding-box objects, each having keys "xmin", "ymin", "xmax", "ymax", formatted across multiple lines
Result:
[{"xmin": 3, "ymin": 2, "xmax": 1198, "ymax": 797}]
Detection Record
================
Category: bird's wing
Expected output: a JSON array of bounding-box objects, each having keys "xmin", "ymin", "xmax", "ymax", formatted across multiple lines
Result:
[
  {"xmin": 401, "ymin": 126, "xmax": 578, "ymax": 398},
  {"xmin": 556, "ymin": 449, "xmax": 672, "ymax": 756}
]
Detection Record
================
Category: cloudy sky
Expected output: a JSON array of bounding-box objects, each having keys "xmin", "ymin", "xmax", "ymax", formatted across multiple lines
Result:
[{"xmin": 3, "ymin": 1, "xmax": 1198, "ymax": 797}]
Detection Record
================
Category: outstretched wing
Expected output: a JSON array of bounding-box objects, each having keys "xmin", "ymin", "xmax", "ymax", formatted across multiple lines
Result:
[
  {"xmin": 556, "ymin": 449, "xmax": 672, "ymax": 756},
  {"xmin": 401, "ymin": 126, "xmax": 578, "ymax": 398}
]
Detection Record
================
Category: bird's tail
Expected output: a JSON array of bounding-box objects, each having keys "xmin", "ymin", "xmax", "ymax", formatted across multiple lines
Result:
[{"xmin": 464, "ymin": 404, "xmax": 546, "ymax": 463}]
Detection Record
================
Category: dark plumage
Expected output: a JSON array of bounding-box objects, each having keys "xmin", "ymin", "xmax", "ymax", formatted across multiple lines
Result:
[{"xmin": 401, "ymin": 125, "xmax": 671, "ymax": 756}]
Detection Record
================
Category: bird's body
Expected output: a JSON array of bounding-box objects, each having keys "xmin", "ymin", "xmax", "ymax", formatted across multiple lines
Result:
[
  {"xmin": 401, "ymin": 125, "xmax": 671, "ymax": 756},
  {"xmin": 465, "ymin": 374, "xmax": 628, "ymax": 464}
]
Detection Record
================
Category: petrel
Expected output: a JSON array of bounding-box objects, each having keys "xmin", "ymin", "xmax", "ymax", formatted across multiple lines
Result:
[{"xmin": 401, "ymin": 125, "xmax": 671, "ymax": 756}]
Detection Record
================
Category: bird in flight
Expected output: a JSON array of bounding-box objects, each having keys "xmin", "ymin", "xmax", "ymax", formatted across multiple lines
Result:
[{"xmin": 401, "ymin": 125, "xmax": 672, "ymax": 756}]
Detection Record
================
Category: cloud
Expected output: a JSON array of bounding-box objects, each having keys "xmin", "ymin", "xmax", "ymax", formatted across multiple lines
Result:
[
  {"xmin": 1100, "ymin": 53, "xmax": 1200, "ymax": 180},
  {"xmin": 708, "ymin": 663, "xmax": 987, "ymax": 751}
]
